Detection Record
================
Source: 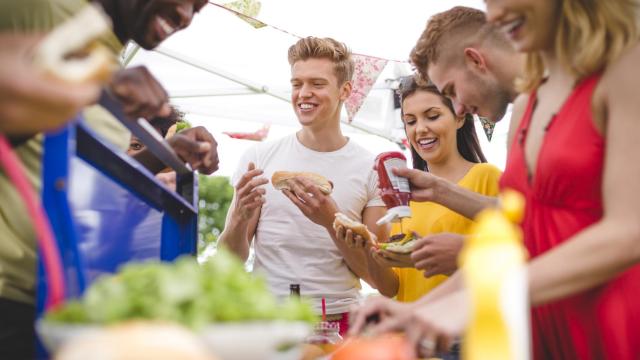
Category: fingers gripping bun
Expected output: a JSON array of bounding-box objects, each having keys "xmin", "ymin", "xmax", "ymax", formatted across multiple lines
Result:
[
  {"xmin": 34, "ymin": 4, "xmax": 117, "ymax": 84},
  {"xmin": 271, "ymin": 171, "xmax": 333, "ymax": 195},
  {"xmin": 333, "ymin": 212, "xmax": 375, "ymax": 243}
]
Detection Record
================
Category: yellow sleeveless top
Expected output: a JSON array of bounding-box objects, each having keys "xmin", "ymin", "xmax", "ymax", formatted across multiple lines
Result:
[{"xmin": 392, "ymin": 163, "xmax": 501, "ymax": 302}]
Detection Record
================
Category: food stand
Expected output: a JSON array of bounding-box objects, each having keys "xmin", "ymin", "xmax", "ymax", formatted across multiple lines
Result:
[{"xmin": 35, "ymin": 95, "xmax": 198, "ymax": 355}]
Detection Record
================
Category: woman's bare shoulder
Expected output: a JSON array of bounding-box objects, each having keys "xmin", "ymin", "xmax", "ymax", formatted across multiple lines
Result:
[
  {"xmin": 506, "ymin": 93, "xmax": 530, "ymax": 151},
  {"xmin": 595, "ymin": 43, "xmax": 640, "ymax": 129},
  {"xmin": 601, "ymin": 42, "xmax": 640, "ymax": 93}
]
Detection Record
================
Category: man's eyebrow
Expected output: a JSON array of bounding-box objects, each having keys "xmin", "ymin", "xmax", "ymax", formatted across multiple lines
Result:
[{"xmin": 290, "ymin": 77, "xmax": 328, "ymax": 83}]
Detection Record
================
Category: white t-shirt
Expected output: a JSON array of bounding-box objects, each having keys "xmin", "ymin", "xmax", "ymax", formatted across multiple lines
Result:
[{"xmin": 231, "ymin": 133, "xmax": 384, "ymax": 314}]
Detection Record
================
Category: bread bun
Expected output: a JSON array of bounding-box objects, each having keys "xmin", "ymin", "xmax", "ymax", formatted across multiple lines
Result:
[
  {"xmin": 55, "ymin": 321, "xmax": 217, "ymax": 360},
  {"xmin": 271, "ymin": 171, "xmax": 332, "ymax": 195},
  {"xmin": 333, "ymin": 212, "xmax": 376, "ymax": 243},
  {"xmin": 34, "ymin": 4, "xmax": 117, "ymax": 84},
  {"xmin": 164, "ymin": 124, "xmax": 178, "ymax": 139}
]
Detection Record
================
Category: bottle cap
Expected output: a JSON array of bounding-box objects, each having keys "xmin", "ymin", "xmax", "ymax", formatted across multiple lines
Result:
[{"xmin": 376, "ymin": 206, "xmax": 411, "ymax": 226}]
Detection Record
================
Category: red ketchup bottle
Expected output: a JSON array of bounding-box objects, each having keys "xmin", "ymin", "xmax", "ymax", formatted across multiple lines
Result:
[{"xmin": 374, "ymin": 151, "xmax": 412, "ymax": 225}]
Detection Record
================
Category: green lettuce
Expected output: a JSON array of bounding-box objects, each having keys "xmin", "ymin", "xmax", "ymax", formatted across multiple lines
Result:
[{"xmin": 45, "ymin": 250, "xmax": 317, "ymax": 328}]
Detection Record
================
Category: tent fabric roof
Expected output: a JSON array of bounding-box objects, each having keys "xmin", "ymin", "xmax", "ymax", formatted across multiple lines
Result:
[{"xmin": 125, "ymin": 0, "xmax": 509, "ymax": 176}]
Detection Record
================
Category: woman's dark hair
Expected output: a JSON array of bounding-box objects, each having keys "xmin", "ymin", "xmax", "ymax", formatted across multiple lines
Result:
[{"xmin": 397, "ymin": 75, "xmax": 486, "ymax": 171}]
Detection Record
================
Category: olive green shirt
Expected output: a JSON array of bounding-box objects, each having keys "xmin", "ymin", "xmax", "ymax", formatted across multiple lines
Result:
[{"xmin": 0, "ymin": 0, "xmax": 130, "ymax": 304}]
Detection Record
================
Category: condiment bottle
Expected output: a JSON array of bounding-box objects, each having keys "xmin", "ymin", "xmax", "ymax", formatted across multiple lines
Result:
[
  {"xmin": 374, "ymin": 151, "xmax": 412, "ymax": 225},
  {"xmin": 460, "ymin": 190, "xmax": 530, "ymax": 360},
  {"xmin": 305, "ymin": 321, "xmax": 342, "ymax": 354}
]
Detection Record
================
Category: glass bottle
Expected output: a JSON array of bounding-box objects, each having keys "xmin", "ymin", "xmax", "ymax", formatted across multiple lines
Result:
[
  {"xmin": 289, "ymin": 283, "xmax": 300, "ymax": 297},
  {"xmin": 305, "ymin": 321, "xmax": 342, "ymax": 354}
]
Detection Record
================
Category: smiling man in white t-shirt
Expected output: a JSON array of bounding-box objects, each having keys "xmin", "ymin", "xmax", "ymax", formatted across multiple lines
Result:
[{"xmin": 218, "ymin": 37, "xmax": 388, "ymax": 334}]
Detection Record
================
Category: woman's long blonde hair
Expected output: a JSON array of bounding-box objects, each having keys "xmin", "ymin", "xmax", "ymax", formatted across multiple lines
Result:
[{"xmin": 518, "ymin": 0, "xmax": 639, "ymax": 92}]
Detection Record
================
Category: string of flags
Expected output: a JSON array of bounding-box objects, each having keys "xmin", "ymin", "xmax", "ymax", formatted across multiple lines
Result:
[
  {"xmin": 220, "ymin": 0, "xmax": 267, "ymax": 29},
  {"xmin": 479, "ymin": 117, "xmax": 495, "ymax": 141},
  {"xmin": 345, "ymin": 56, "xmax": 388, "ymax": 123},
  {"xmin": 209, "ymin": 0, "xmax": 496, "ymax": 142}
]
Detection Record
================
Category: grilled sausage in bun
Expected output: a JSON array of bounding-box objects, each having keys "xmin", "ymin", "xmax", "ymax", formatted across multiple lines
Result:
[
  {"xmin": 33, "ymin": 4, "xmax": 117, "ymax": 84},
  {"xmin": 333, "ymin": 212, "xmax": 376, "ymax": 243},
  {"xmin": 271, "ymin": 171, "xmax": 333, "ymax": 195}
]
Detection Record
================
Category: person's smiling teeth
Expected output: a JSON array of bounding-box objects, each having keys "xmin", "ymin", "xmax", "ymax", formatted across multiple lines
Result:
[{"xmin": 417, "ymin": 138, "xmax": 437, "ymax": 148}]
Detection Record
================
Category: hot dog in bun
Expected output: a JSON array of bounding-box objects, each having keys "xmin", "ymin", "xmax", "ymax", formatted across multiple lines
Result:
[
  {"xmin": 33, "ymin": 4, "xmax": 117, "ymax": 84},
  {"xmin": 271, "ymin": 171, "xmax": 333, "ymax": 195},
  {"xmin": 333, "ymin": 212, "xmax": 376, "ymax": 243}
]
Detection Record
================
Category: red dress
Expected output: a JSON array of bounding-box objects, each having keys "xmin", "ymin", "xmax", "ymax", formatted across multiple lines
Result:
[{"xmin": 500, "ymin": 74, "xmax": 640, "ymax": 359}]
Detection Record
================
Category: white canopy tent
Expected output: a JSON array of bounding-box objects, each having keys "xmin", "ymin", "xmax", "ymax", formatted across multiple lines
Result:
[{"xmin": 123, "ymin": 0, "xmax": 509, "ymax": 176}]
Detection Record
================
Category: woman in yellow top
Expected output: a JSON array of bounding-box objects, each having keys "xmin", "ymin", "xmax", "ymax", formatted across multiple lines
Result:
[
  {"xmin": 338, "ymin": 75, "xmax": 501, "ymax": 303},
  {"xmin": 390, "ymin": 162, "xmax": 500, "ymax": 302}
]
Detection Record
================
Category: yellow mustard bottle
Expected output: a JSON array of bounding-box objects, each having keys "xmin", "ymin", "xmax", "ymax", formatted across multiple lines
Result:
[{"xmin": 460, "ymin": 190, "xmax": 530, "ymax": 360}]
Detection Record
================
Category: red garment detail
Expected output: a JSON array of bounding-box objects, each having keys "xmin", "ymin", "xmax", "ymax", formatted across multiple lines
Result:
[
  {"xmin": 327, "ymin": 312, "xmax": 350, "ymax": 337},
  {"xmin": 500, "ymin": 74, "xmax": 640, "ymax": 359}
]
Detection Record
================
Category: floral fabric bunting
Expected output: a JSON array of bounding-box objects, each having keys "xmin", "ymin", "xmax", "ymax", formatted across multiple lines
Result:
[
  {"xmin": 345, "ymin": 55, "xmax": 388, "ymax": 122},
  {"xmin": 223, "ymin": 0, "xmax": 266, "ymax": 29},
  {"xmin": 478, "ymin": 116, "xmax": 496, "ymax": 142}
]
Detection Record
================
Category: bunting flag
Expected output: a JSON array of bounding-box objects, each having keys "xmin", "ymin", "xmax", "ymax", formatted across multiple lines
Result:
[
  {"xmin": 345, "ymin": 55, "xmax": 388, "ymax": 122},
  {"xmin": 210, "ymin": 1, "xmax": 403, "ymax": 126},
  {"xmin": 222, "ymin": 0, "xmax": 266, "ymax": 29},
  {"xmin": 224, "ymin": 124, "xmax": 270, "ymax": 141},
  {"xmin": 209, "ymin": 1, "xmax": 408, "ymax": 62},
  {"xmin": 478, "ymin": 117, "xmax": 496, "ymax": 142},
  {"xmin": 400, "ymin": 138, "xmax": 410, "ymax": 151}
]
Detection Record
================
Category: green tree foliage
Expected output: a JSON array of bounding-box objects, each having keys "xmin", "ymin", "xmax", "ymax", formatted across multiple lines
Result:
[{"xmin": 198, "ymin": 175, "xmax": 234, "ymax": 252}]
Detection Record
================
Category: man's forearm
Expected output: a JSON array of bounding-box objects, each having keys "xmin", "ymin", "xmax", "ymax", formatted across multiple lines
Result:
[
  {"xmin": 434, "ymin": 180, "xmax": 498, "ymax": 219},
  {"xmin": 325, "ymin": 226, "xmax": 373, "ymax": 284},
  {"xmin": 528, "ymin": 218, "xmax": 640, "ymax": 306},
  {"xmin": 364, "ymin": 255, "xmax": 399, "ymax": 297},
  {"xmin": 217, "ymin": 217, "xmax": 251, "ymax": 261}
]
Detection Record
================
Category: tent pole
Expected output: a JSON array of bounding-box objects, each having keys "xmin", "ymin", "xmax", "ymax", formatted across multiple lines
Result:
[
  {"xmin": 153, "ymin": 46, "xmax": 399, "ymax": 142},
  {"xmin": 153, "ymin": 46, "xmax": 290, "ymax": 103},
  {"xmin": 121, "ymin": 42, "xmax": 141, "ymax": 66}
]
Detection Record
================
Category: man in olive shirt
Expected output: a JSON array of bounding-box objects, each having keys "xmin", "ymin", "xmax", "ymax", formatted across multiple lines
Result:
[{"xmin": 0, "ymin": 0, "xmax": 211, "ymax": 358}]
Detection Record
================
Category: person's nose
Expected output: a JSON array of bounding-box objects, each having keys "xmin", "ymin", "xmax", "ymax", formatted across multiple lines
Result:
[
  {"xmin": 176, "ymin": 3, "xmax": 195, "ymax": 29},
  {"xmin": 416, "ymin": 117, "xmax": 432, "ymax": 135},
  {"xmin": 299, "ymin": 83, "xmax": 313, "ymax": 98},
  {"xmin": 453, "ymin": 101, "xmax": 468, "ymax": 117}
]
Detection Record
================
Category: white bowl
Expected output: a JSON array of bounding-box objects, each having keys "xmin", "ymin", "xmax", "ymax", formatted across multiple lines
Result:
[
  {"xmin": 200, "ymin": 321, "xmax": 311, "ymax": 360},
  {"xmin": 37, "ymin": 320, "xmax": 311, "ymax": 360},
  {"xmin": 36, "ymin": 320, "xmax": 103, "ymax": 354}
]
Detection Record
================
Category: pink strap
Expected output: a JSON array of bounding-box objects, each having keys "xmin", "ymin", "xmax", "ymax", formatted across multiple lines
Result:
[{"xmin": 0, "ymin": 135, "xmax": 65, "ymax": 309}]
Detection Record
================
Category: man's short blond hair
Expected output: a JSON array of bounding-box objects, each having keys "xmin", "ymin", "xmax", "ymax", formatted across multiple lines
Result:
[
  {"xmin": 288, "ymin": 37, "xmax": 354, "ymax": 85},
  {"xmin": 410, "ymin": 6, "xmax": 510, "ymax": 82}
]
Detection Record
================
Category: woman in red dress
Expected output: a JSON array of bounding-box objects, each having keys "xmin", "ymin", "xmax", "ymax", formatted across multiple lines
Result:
[
  {"xmin": 350, "ymin": 0, "xmax": 640, "ymax": 358},
  {"xmin": 488, "ymin": 0, "xmax": 640, "ymax": 357}
]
